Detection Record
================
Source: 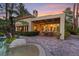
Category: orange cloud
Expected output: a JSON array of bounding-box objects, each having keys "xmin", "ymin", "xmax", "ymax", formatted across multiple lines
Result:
[
  {"xmin": 38, "ymin": 4, "xmax": 66, "ymax": 11},
  {"xmin": 38, "ymin": 10, "xmax": 64, "ymax": 16},
  {"xmin": 37, "ymin": 4, "xmax": 59, "ymax": 10},
  {"xmin": 37, "ymin": 4, "xmax": 73, "ymax": 17},
  {"xmin": 47, "ymin": 4, "xmax": 61, "ymax": 8}
]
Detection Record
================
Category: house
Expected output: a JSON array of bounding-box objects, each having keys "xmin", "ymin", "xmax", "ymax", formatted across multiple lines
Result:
[{"xmin": 15, "ymin": 13, "xmax": 65, "ymax": 40}]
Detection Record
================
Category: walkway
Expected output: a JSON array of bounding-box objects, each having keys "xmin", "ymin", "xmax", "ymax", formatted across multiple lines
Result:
[{"xmin": 19, "ymin": 35, "xmax": 79, "ymax": 56}]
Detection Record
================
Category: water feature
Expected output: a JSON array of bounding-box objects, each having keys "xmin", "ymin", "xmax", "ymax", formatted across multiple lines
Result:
[
  {"xmin": 0, "ymin": 37, "xmax": 7, "ymax": 56},
  {"xmin": 8, "ymin": 45, "xmax": 39, "ymax": 56}
]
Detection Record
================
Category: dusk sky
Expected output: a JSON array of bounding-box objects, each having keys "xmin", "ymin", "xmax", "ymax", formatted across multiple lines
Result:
[{"xmin": 24, "ymin": 3, "xmax": 74, "ymax": 16}]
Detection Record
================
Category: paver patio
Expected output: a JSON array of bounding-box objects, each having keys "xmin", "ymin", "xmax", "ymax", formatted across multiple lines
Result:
[{"xmin": 19, "ymin": 35, "xmax": 79, "ymax": 56}]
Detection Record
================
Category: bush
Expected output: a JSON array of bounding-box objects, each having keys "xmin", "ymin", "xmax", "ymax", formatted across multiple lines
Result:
[
  {"xmin": 54, "ymin": 32, "xmax": 61, "ymax": 39},
  {"xmin": 16, "ymin": 31, "xmax": 39, "ymax": 36},
  {"xmin": 69, "ymin": 30, "xmax": 77, "ymax": 35},
  {"xmin": 5, "ymin": 37, "xmax": 15, "ymax": 44},
  {"xmin": 65, "ymin": 32, "xmax": 70, "ymax": 38},
  {"xmin": 0, "ymin": 32, "xmax": 5, "ymax": 35},
  {"xmin": 76, "ymin": 28, "xmax": 79, "ymax": 34}
]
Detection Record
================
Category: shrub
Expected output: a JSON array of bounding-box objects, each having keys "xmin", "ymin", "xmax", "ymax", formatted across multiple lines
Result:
[
  {"xmin": 5, "ymin": 37, "xmax": 15, "ymax": 44},
  {"xmin": 76, "ymin": 28, "xmax": 79, "ymax": 34},
  {"xmin": 69, "ymin": 30, "xmax": 77, "ymax": 35},
  {"xmin": 54, "ymin": 32, "xmax": 61, "ymax": 39},
  {"xmin": 0, "ymin": 32, "xmax": 5, "ymax": 35},
  {"xmin": 16, "ymin": 31, "xmax": 39, "ymax": 36},
  {"xmin": 65, "ymin": 32, "xmax": 70, "ymax": 38}
]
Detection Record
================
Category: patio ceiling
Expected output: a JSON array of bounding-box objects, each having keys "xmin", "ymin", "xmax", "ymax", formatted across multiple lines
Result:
[{"xmin": 32, "ymin": 17, "xmax": 60, "ymax": 24}]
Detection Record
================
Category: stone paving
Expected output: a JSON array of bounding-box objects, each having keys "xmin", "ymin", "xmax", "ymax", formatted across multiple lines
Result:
[{"xmin": 19, "ymin": 35, "xmax": 79, "ymax": 56}]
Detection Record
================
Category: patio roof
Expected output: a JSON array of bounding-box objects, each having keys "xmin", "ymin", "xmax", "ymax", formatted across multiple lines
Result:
[
  {"xmin": 21, "ymin": 13, "xmax": 64, "ymax": 22},
  {"xmin": 17, "ymin": 15, "xmax": 35, "ymax": 20},
  {"xmin": 15, "ymin": 21, "xmax": 28, "ymax": 26},
  {"xmin": 16, "ymin": 13, "xmax": 64, "ymax": 26}
]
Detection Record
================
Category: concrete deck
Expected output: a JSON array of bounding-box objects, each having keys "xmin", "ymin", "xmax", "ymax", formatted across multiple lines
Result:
[{"xmin": 19, "ymin": 35, "xmax": 79, "ymax": 56}]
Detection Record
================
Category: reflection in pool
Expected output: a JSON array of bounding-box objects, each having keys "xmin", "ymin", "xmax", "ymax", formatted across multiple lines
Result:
[{"xmin": 7, "ymin": 45, "xmax": 39, "ymax": 56}]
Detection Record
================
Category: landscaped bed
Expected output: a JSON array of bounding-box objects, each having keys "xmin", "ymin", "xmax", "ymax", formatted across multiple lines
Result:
[
  {"xmin": 16, "ymin": 31, "xmax": 39, "ymax": 36},
  {"xmin": 8, "ymin": 45, "xmax": 39, "ymax": 56}
]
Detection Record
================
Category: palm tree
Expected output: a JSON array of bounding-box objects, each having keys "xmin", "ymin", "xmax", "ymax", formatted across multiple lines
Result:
[
  {"xmin": 73, "ymin": 3, "xmax": 79, "ymax": 30},
  {"xmin": 13, "ymin": 3, "xmax": 33, "ymax": 20},
  {"xmin": 73, "ymin": 3, "xmax": 76, "ymax": 30},
  {"xmin": 5, "ymin": 3, "xmax": 8, "ymax": 21},
  {"xmin": 18, "ymin": 3, "xmax": 32, "ymax": 17},
  {"xmin": 76, "ymin": 3, "xmax": 79, "ymax": 28}
]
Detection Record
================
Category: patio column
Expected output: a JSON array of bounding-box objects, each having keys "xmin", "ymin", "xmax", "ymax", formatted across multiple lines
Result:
[
  {"xmin": 60, "ymin": 14, "xmax": 65, "ymax": 40},
  {"xmin": 28, "ymin": 22, "xmax": 32, "ymax": 31}
]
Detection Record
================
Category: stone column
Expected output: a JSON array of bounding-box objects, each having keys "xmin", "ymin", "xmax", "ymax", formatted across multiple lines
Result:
[
  {"xmin": 60, "ymin": 14, "xmax": 65, "ymax": 40},
  {"xmin": 28, "ymin": 22, "xmax": 32, "ymax": 31}
]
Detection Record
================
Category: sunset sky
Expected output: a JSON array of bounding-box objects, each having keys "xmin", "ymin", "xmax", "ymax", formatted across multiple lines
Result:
[{"xmin": 25, "ymin": 3, "xmax": 74, "ymax": 16}]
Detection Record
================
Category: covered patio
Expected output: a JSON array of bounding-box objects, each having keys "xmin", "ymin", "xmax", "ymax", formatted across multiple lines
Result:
[
  {"xmin": 15, "ymin": 14, "xmax": 65, "ymax": 40},
  {"xmin": 32, "ymin": 18, "xmax": 60, "ymax": 36},
  {"xmin": 32, "ymin": 18, "xmax": 60, "ymax": 32}
]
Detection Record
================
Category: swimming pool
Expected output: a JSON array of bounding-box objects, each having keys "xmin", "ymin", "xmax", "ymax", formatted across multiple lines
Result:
[{"xmin": 7, "ymin": 45, "xmax": 39, "ymax": 56}]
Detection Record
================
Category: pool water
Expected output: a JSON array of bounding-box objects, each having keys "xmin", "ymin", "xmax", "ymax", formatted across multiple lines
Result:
[
  {"xmin": 7, "ymin": 45, "xmax": 39, "ymax": 56},
  {"xmin": 0, "ymin": 41, "xmax": 7, "ymax": 56}
]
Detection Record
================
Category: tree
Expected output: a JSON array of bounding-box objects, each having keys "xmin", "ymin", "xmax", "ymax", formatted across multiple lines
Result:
[
  {"xmin": 64, "ymin": 7, "xmax": 73, "ymax": 32},
  {"xmin": 0, "ymin": 3, "xmax": 32, "ymax": 37},
  {"xmin": 13, "ymin": 3, "xmax": 33, "ymax": 20},
  {"xmin": 73, "ymin": 3, "xmax": 79, "ymax": 30},
  {"xmin": 75, "ymin": 4, "xmax": 79, "ymax": 29},
  {"xmin": 18, "ymin": 3, "xmax": 32, "ymax": 17}
]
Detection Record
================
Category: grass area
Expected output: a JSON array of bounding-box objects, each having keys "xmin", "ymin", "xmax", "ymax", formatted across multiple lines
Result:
[{"xmin": 8, "ymin": 45, "xmax": 39, "ymax": 56}]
